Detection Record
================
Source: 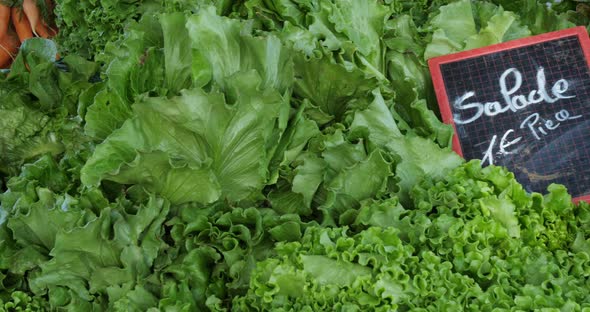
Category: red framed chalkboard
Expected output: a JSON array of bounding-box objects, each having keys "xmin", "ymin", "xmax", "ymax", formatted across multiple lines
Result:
[{"xmin": 429, "ymin": 26, "xmax": 590, "ymax": 203}]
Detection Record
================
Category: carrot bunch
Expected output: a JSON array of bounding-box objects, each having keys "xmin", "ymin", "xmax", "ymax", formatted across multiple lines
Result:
[{"xmin": 0, "ymin": 0, "xmax": 58, "ymax": 68}]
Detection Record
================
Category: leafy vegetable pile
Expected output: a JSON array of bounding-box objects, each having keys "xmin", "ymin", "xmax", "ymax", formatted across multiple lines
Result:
[{"xmin": 1, "ymin": 0, "xmax": 590, "ymax": 310}]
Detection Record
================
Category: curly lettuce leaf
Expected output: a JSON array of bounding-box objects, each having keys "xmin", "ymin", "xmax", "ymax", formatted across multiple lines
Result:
[{"xmin": 54, "ymin": 0, "xmax": 165, "ymax": 60}]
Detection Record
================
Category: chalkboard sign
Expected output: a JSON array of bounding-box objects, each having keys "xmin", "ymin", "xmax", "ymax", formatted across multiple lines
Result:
[{"xmin": 429, "ymin": 26, "xmax": 590, "ymax": 202}]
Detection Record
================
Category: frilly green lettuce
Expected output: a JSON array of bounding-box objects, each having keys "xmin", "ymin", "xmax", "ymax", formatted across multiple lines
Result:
[{"xmin": 234, "ymin": 161, "xmax": 590, "ymax": 311}]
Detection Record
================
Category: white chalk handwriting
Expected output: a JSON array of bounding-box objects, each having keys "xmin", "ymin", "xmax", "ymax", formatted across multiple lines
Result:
[{"xmin": 453, "ymin": 67, "xmax": 575, "ymax": 125}]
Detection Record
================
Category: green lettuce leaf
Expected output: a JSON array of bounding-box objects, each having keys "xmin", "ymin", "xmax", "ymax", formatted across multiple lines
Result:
[
  {"xmin": 350, "ymin": 89, "xmax": 463, "ymax": 204},
  {"xmin": 82, "ymin": 72, "xmax": 288, "ymax": 205},
  {"xmin": 0, "ymin": 41, "xmax": 98, "ymax": 176},
  {"xmin": 187, "ymin": 5, "xmax": 294, "ymax": 94},
  {"xmin": 84, "ymin": 14, "xmax": 167, "ymax": 140},
  {"xmin": 54, "ymin": 0, "xmax": 165, "ymax": 60},
  {"xmin": 424, "ymin": 0, "xmax": 532, "ymax": 59}
]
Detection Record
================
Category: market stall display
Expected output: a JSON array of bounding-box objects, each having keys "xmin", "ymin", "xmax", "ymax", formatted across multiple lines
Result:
[{"xmin": 1, "ymin": 0, "xmax": 590, "ymax": 310}]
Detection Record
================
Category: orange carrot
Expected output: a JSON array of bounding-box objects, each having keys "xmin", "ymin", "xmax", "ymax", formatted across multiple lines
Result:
[
  {"xmin": 22, "ymin": 0, "xmax": 40, "ymax": 37},
  {"xmin": 34, "ymin": 19, "xmax": 51, "ymax": 38},
  {"xmin": 0, "ymin": 5, "xmax": 10, "ymax": 38},
  {"xmin": 11, "ymin": 7, "xmax": 33, "ymax": 42},
  {"xmin": 0, "ymin": 31, "xmax": 20, "ymax": 68}
]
